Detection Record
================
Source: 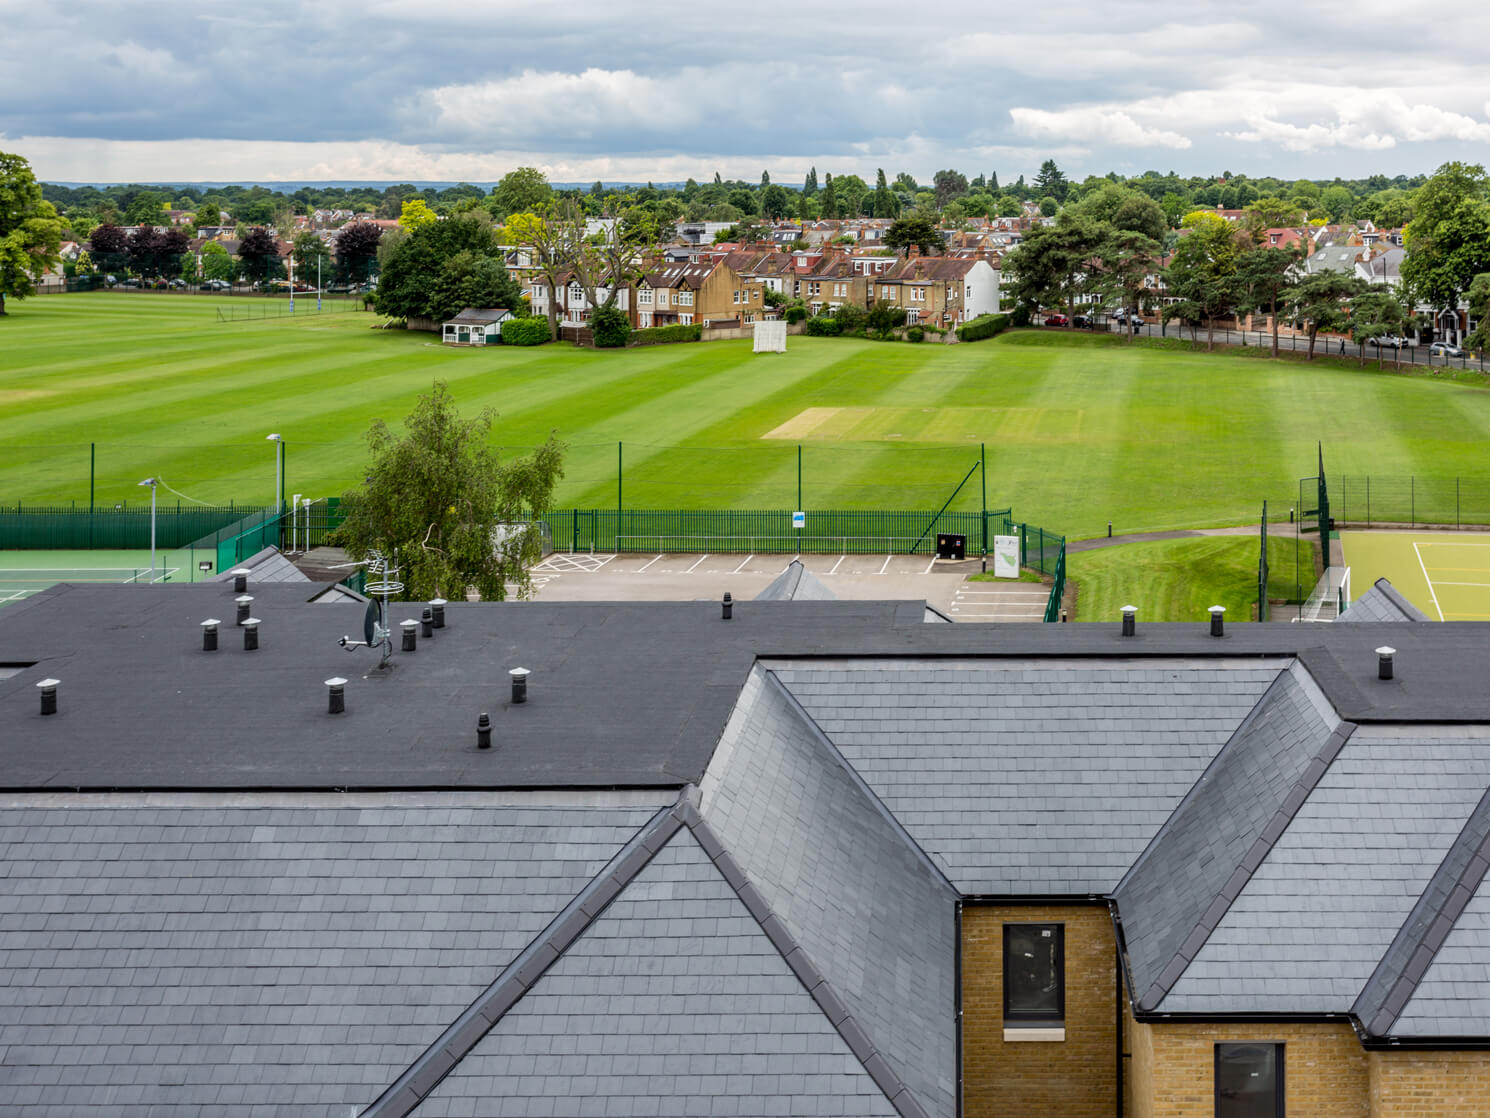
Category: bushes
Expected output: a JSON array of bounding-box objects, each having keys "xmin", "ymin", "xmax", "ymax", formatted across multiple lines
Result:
[
  {"xmin": 832, "ymin": 303, "xmax": 867, "ymax": 334},
  {"xmin": 501, "ymin": 316, "xmax": 551, "ymax": 346},
  {"xmin": 804, "ymin": 316, "xmax": 841, "ymax": 336},
  {"xmin": 784, "ymin": 304, "xmax": 808, "ymax": 324},
  {"xmin": 591, "ymin": 304, "xmax": 631, "ymax": 348},
  {"xmin": 629, "ymin": 323, "xmax": 702, "ymax": 346},
  {"xmin": 907, "ymin": 325, "xmax": 925, "ymax": 343},
  {"xmin": 957, "ymin": 313, "xmax": 1012, "ymax": 342}
]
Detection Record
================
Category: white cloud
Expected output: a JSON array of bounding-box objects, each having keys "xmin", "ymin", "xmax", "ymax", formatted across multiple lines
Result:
[{"xmin": 1010, "ymin": 107, "xmax": 1191, "ymax": 149}]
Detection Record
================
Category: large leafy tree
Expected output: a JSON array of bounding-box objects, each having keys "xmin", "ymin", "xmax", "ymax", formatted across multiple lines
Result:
[
  {"xmin": 1032, "ymin": 159, "xmax": 1069, "ymax": 203},
  {"xmin": 1234, "ymin": 245, "xmax": 1303, "ymax": 357},
  {"xmin": 1285, "ymin": 271, "xmax": 1363, "ymax": 361},
  {"xmin": 883, "ymin": 210, "xmax": 946, "ymax": 258},
  {"xmin": 375, "ymin": 213, "xmax": 521, "ymax": 323},
  {"xmin": 87, "ymin": 221, "xmax": 130, "ymax": 275},
  {"xmin": 1162, "ymin": 212, "xmax": 1242, "ymax": 350},
  {"xmin": 1349, "ymin": 287, "xmax": 1411, "ymax": 369},
  {"xmin": 1462, "ymin": 273, "xmax": 1490, "ymax": 356},
  {"xmin": 1004, "ymin": 213, "xmax": 1107, "ymax": 319},
  {"xmin": 932, "ymin": 170, "xmax": 968, "ymax": 209},
  {"xmin": 506, "ymin": 202, "xmax": 585, "ymax": 339},
  {"xmin": 0, "ymin": 150, "xmax": 65, "ymax": 314},
  {"xmin": 398, "ymin": 198, "xmax": 439, "ymax": 232},
  {"xmin": 291, "ymin": 231, "xmax": 329, "ymax": 285},
  {"xmin": 487, "ymin": 166, "xmax": 551, "ymax": 220},
  {"xmin": 237, "ymin": 226, "xmax": 282, "ymax": 283},
  {"xmin": 1100, "ymin": 230, "xmax": 1162, "ymax": 344},
  {"xmin": 871, "ymin": 169, "xmax": 900, "ymax": 219},
  {"xmin": 123, "ymin": 189, "xmax": 169, "ymax": 226},
  {"xmin": 335, "ymin": 221, "xmax": 382, "ymax": 282},
  {"xmin": 200, "ymin": 240, "xmax": 235, "ymax": 283},
  {"xmin": 1401, "ymin": 162, "xmax": 1490, "ymax": 334},
  {"xmin": 338, "ymin": 383, "xmax": 564, "ymax": 603}
]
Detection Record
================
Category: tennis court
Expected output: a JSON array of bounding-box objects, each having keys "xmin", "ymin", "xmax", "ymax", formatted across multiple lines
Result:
[
  {"xmin": 1340, "ymin": 530, "xmax": 1490, "ymax": 621},
  {"xmin": 0, "ymin": 549, "xmax": 196, "ymax": 607}
]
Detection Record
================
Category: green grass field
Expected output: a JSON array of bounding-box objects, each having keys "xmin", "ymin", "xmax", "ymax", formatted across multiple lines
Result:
[{"xmin": 7, "ymin": 293, "xmax": 1490, "ymax": 540}]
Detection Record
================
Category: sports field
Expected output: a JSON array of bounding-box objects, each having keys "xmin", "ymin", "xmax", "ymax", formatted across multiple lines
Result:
[
  {"xmin": 1342, "ymin": 530, "xmax": 1490, "ymax": 620},
  {"xmin": 6, "ymin": 294, "xmax": 1490, "ymax": 539},
  {"xmin": 0, "ymin": 548, "xmax": 202, "ymax": 605}
]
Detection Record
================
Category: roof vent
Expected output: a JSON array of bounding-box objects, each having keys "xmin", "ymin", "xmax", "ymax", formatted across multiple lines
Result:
[
  {"xmin": 430, "ymin": 598, "xmax": 447, "ymax": 629},
  {"xmin": 722, "ymin": 591, "xmax": 733, "ymax": 621},
  {"xmin": 1377, "ymin": 645, "xmax": 1396, "ymax": 681},
  {"xmin": 242, "ymin": 618, "xmax": 260, "ymax": 651},
  {"xmin": 235, "ymin": 594, "xmax": 254, "ymax": 625},
  {"xmin": 510, "ymin": 666, "xmax": 530, "ymax": 704},
  {"xmin": 401, "ymin": 618, "xmax": 417, "ymax": 652},
  {"xmin": 231, "ymin": 568, "xmax": 251, "ymax": 593},
  {"xmin": 477, "ymin": 712, "xmax": 492, "ymax": 749},
  {"xmin": 36, "ymin": 677, "xmax": 59, "ymax": 716},
  {"xmin": 1209, "ymin": 605, "xmax": 1226, "ymax": 637},
  {"xmin": 421, "ymin": 607, "xmax": 433, "ymax": 639},
  {"xmin": 201, "ymin": 618, "xmax": 221, "ymax": 652},
  {"xmin": 326, "ymin": 676, "xmax": 347, "ymax": 714},
  {"xmin": 1121, "ymin": 605, "xmax": 1137, "ymax": 638}
]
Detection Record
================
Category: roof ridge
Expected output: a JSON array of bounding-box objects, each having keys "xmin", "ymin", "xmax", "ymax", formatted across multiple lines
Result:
[
  {"xmin": 1354, "ymin": 782, "xmax": 1490, "ymax": 1038},
  {"xmin": 362, "ymin": 796, "xmax": 690, "ymax": 1116},
  {"xmin": 682, "ymin": 799, "xmax": 933, "ymax": 1118}
]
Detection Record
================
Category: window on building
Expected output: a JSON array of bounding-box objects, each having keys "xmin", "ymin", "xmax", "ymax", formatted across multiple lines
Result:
[
  {"xmin": 1003, "ymin": 924, "xmax": 1063, "ymax": 1024},
  {"xmin": 679, "ymin": 291, "xmax": 693, "ymax": 306},
  {"xmin": 639, "ymin": 288, "xmax": 653, "ymax": 304},
  {"xmin": 680, "ymin": 313, "xmax": 693, "ymax": 325},
  {"xmin": 658, "ymin": 291, "xmax": 669, "ymax": 305},
  {"xmin": 733, "ymin": 290, "xmax": 740, "ymax": 304},
  {"xmin": 1215, "ymin": 1044, "xmax": 1283, "ymax": 1118}
]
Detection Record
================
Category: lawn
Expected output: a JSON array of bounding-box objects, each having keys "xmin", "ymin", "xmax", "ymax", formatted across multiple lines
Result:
[
  {"xmin": 1067, "ymin": 536, "xmax": 1318, "ymax": 623},
  {"xmin": 6, "ymin": 294, "xmax": 1490, "ymax": 540}
]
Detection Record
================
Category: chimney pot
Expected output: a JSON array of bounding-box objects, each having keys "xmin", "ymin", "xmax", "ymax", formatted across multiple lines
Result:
[
  {"xmin": 477, "ymin": 712, "xmax": 492, "ymax": 749},
  {"xmin": 1121, "ymin": 605, "xmax": 1137, "ymax": 638},
  {"xmin": 325, "ymin": 676, "xmax": 347, "ymax": 714},
  {"xmin": 430, "ymin": 598, "xmax": 447, "ymax": 629},
  {"xmin": 231, "ymin": 569, "xmax": 250, "ymax": 593},
  {"xmin": 36, "ymin": 677, "xmax": 60, "ymax": 716},
  {"xmin": 510, "ymin": 666, "xmax": 531, "ymax": 704},
  {"xmin": 242, "ymin": 618, "xmax": 260, "ymax": 651},
  {"xmin": 201, "ymin": 618, "xmax": 221, "ymax": 651},
  {"xmin": 1209, "ymin": 605, "xmax": 1226, "ymax": 637},
  {"xmin": 722, "ymin": 592, "xmax": 733, "ymax": 621},
  {"xmin": 235, "ymin": 594, "xmax": 253, "ymax": 624},
  {"xmin": 401, "ymin": 618, "xmax": 418, "ymax": 652},
  {"xmin": 1376, "ymin": 645, "xmax": 1396, "ymax": 681},
  {"xmin": 421, "ymin": 607, "xmax": 433, "ymax": 639}
]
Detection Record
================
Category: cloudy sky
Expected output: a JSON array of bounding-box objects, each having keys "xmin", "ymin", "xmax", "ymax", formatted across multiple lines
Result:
[{"xmin": 4, "ymin": 0, "xmax": 1488, "ymax": 185}]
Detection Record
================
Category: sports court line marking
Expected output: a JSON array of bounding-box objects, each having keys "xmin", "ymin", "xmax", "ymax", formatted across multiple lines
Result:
[
  {"xmin": 636, "ymin": 554, "xmax": 665, "ymax": 572},
  {"xmin": 686, "ymin": 554, "xmax": 710, "ymax": 573},
  {"xmin": 829, "ymin": 556, "xmax": 845, "ymax": 575},
  {"xmin": 1418, "ymin": 541, "xmax": 1490, "ymax": 547},
  {"xmin": 1431, "ymin": 580, "xmax": 1490, "ymax": 588},
  {"xmin": 878, "ymin": 555, "xmax": 893, "ymax": 574},
  {"xmin": 1413, "ymin": 541, "xmax": 1447, "ymax": 622},
  {"xmin": 733, "ymin": 555, "xmax": 754, "ymax": 573}
]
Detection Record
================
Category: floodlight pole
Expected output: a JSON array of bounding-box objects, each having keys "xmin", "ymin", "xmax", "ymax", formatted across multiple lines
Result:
[
  {"xmin": 267, "ymin": 434, "xmax": 284, "ymax": 531},
  {"xmin": 137, "ymin": 477, "xmax": 158, "ymax": 580},
  {"xmin": 317, "ymin": 255, "xmax": 322, "ymax": 312},
  {"xmin": 288, "ymin": 255, "xmax": 294, "ymax": 314}
]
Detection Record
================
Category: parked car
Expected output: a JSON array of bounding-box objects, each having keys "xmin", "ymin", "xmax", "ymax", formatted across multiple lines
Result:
[
  {"xmin": 1071, "ymin": 315, "xmax": 1092, "ymax": 330},
  {"xmin": 1045, "ymin": 313, "xmax": 1069, "ymax": 327},
  {"xmin": 119, "ymin": 277, "xmax": 141, "ymax": 288},
  {"xmin": 168, "ymin": 278, "xmax": 186, "ymax": 289},
  {"xmin": 1368, "ymin": 335, "xmax": 1413, "ymax": 348},
  {"xmin": 1430, "ymin": 342, "xmax": 1465, "ymax": 358},
  {"xmin": 202, "ymin": 279, "xmax": 230, "ymax": 291}
]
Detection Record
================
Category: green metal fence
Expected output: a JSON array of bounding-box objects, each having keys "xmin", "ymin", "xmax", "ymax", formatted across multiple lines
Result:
[
  {"xmin": 1258, "ymin": 502, "xmax": 1270, "ymax": 622},
  {"xmin": 0, "ymin": 502, "xmax": 270, "ymax": 550},
  {"xmin": 1334, "ymin": 475, "xmax": 1490, "ymax": 528},
  {"xmin": 1043, "ymin": 541, "xmax": 1067, "ymax": 622}
]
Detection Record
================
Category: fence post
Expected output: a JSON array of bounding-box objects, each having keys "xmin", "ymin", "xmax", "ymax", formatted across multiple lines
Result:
[
  {"xmin": 1458, "ymin": 476, "xmax": 1461, "ymax": 529},
  {"xmin": 617, "ymin": 441, "xmax": 622, "ymax": 517},
  {"xmin": 1411, "ymin": 476, "xmax": 1415, "ymax": 528},
  {"xmin": 797, "ymin": 444, "xmax": 802, "ymax": 511},
  {"xmin": 1020, "ymin": 523, "xmax": 1028, "ymax": 567},
  {"xmin": 1366, "ymin": 476, "xmax": 1370, "ymax": 527},
  {"xmin": 89, "ymin": 443, "xmax": 95, "ymax": 548},
  {"xmin": 980, "ymin": 441, "xmax": 987, "ymax": 557}
]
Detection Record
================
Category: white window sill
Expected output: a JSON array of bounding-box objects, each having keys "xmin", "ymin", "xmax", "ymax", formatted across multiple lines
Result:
[{"xmin": 1003, "ymin": 1027, "xmax": 1065, "ymax": 1042}]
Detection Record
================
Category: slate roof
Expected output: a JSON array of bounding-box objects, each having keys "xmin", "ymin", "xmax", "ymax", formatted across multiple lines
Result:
[
  {"xmin": 0, "ymin": 793, "xmax": 663, "ymax": 1117},
  {"xmin": 212, "ymin": 545, "xmax": 310, "ymax": 583},
  {"xmin": 411, "ymin": 829, "xmax": 901, "ymax": 1118},
  {"xmin": 1115, "ymin": 663, "xmax": 1348, "ymax": 1011},
  {"xmin": 1340, "ymin": 577, "xmax": 1429, "ymax": 623},
  {"xmin": 772, "ymin": 657, "xmax": 1285, "ymax": 894},
  {"xmin": 700, "ymin": 667, "xmax": 957, "ymax": 1118},
  {"xmin": 754, "ymin": 559, "xmax": 838, "ymax": 601}
]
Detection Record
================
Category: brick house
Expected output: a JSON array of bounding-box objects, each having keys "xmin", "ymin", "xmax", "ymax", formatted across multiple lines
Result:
[
  {"xmin": 875, "ymin": 257, "xmax": 1001, "ymax": 326},
  {"xmin": 637, "ymin": 259, "xmax": 764, "ymax": 328},
  {"xmin": 4, "ymin": 576, "xmax": 1490, "ymax": 1116}
]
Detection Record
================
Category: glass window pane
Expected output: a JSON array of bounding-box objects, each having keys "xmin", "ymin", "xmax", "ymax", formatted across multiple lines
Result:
[
  {"xmin": 1216, "ymin": 1043, "xmax": 1280, "ymax": 1118},
  {"xmin": 1004, "ymin": 924, "xmax": 1062, "ymax": 1019}
]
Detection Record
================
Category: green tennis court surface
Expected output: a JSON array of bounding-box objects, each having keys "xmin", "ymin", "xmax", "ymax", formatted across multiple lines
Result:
[
  {"xmin": 0, "ymin": 549, "xmax": 200, "ymax": 607},
  {"xmin": 1341, "ymin": 530, "xmax": 1490, "ymax": 620}
]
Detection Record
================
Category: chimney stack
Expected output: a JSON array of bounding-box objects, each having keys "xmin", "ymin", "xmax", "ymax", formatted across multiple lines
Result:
[
  {"xmin": 235, "ymin": 595, "xmax": 253, "ymax": 625},
  {"xmin": 36, "ymin": 678, "xmax": 59, "ymax": 716},
  {"xmin": 1209, "ymin": 605, "xmax": 1226, "ymax": 637},
  {"xmin": 401, "ymin": 619, "xmax": 417, "ymax": 652},
  {"xmin": 510, "ymin": 666, "xmax": 530, "ymax": 704},
  {"xmin": 326, "ymin": 677, "xmax": 346, "ymax": 714},
  {"xmin": 1377, "ymin": 646, "xmax": 1396, "ymax": 681},
  {"xmin": 1121, "ymin": 605, "xmax": 1137, "ymax": 638},
  {"xmin": 242, "ymin": 618, "xmax": 260, "ymax": 651},
  {"xmin": 430, "ymin": 598, "xmax": 447, "ymax": 629},
  {"xmin": 477, "ymin": 712, "xmax": 492, "ymax": 749},
  {"xmin": 231, "ymin": 569, "xmax": 250, "ymax": 593},
  {"xmin": 201, "ymin": 618, "xmax": 220, "ymax": 651}
]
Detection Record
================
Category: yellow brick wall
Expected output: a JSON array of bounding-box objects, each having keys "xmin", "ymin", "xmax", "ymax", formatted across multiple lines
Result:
[
  {"xmin": 1369, "ymin": 1050, "xmax": 1490, "ymax": 1117},
  {"xmin": 1128, "ymin": 1020, "xmax": 1367, "ymax": 1118},
  {"xmin": 962, "ymin": 904, "xmax": 1118, "ymax": 1118}
]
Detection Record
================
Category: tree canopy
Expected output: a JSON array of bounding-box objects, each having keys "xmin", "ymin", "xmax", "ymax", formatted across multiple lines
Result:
[
  {"xmin": 487, "ymin": 167, "xmax": 551, "ymax": 220},
  {"xmin": 0, "ymin": 151, "xmax": 64, "ymax": 313},
  {"xmin": 883, "ymin": 211, "xmax": 946, "ymax": 258},
  {"xmin": 337, "ymin": 382, "xmax": 565, "ymax": 602},
  {"xmin": 1400, "ymin": 161, "xmax": 1490, "ymax": 316},
  {"xmin": 237, "ymin": 226, "xmax": 282, "ymax": 283},
  {"xmin": 374, "ymin": 214, "xmax": 522, "ymax": 323}
]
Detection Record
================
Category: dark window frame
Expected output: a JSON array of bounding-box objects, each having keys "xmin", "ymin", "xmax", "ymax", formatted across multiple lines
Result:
[
  {"xmin": 1214, "ymin": 1042, "xmax": 1284, "ymax": 1118},
  {"xmin": 1002, "ymin": 922, "xmax": 1065, "ymax": 1024}
]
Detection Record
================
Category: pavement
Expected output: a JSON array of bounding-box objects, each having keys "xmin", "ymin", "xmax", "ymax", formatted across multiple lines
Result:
[{"xmin": 526, "ymin": 550, "xmax": 1051, "ymax": 621}]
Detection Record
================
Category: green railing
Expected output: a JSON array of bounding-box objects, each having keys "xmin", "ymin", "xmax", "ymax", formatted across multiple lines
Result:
[
  {"xmin": 1043, "ymin": 540, "xmax": 1067, "ymax": 623},
  {"xmin": 0, "ymin": 502, "xmax": 270, "ymax": 550}
]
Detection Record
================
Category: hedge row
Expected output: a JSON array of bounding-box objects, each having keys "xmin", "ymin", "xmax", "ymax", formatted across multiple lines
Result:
[
  {"xmin": 804, "ymin": 316, "xmax": 841, "ymax": 336},
  {"xmin": 957, "ymin": 313, "xmax": 1012, "ymax": 342},
  {"xmin": 501, "ymin": 316, "xmax": 551, "ymax": 346},
  {"xmin": 629, "ymin": 323, "xmax": 702, "ymax": 346}
]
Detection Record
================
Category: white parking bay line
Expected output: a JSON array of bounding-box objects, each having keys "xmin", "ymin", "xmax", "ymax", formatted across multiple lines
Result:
[
  {"xmin": 829, "ymin": 555, "xmax": 846, "ymax": 575},
  {"xmin": 636, "ymin": 554, "xmax": 665, "ymax": 572},
  {"xmin": 686, "ymin": 554, "xmax": 710, "ymax": 573},
  {"xmin": 733, "ymin": 554, "xmax": 754, "ymax": 573},
  {"xmin": 924, "ymin": 556, "xmax": 938, "ymax": 574},
  {"xmin": 878, "ymin": 555, "xmax": 893, "ymax": 575}
]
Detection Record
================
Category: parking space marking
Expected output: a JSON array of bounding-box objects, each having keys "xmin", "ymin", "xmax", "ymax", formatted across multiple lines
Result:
[
  {"xmin": 878, "ymin": 555, "xmax": 893, "ymax": 575},
  {"xmin": 636, "ymin": 554, "xmax": 665, "ymax": 572},
  {"xmin": 829, "ymin": 555, "xmax": 845, "ymax": 575},
  {"xmin": 733, "ymin": 554, "xmax": 755, "ymax": 573},
  {"xmin": 686, "ymin": 554, "xmax": 710, "ymax": 573}
]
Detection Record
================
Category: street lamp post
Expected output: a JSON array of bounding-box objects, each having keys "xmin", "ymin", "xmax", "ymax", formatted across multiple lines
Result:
[
  {"xmin": 266, "ymin": 434, "xmax": 284, "ymax": 514},
  {"xmin": 137, "ymin": 477, "xmax": 158, "ymax": 581}
]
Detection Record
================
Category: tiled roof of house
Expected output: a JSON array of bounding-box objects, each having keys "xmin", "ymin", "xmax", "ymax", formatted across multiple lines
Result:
[{"xmin": 1340, "ymin": 578, "xmax": 1430, "ymax": 623}]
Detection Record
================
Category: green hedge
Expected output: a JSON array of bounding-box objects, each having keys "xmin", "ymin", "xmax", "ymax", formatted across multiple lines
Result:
[
  {"xmin": 907, "ymin": 325, "xmax": 925, "ymax": 343},
  {"xmin": 804, "ymin": 316, "xmax": 841, "ymax": 336},
  {"xmin": 592, "ymin": 304, "xmax": 631, "ymax": 348},
  {"xmin": 784, "ymin": 305, "xmax": 808, "ymax": 324},
  {"xmin": 629, "ymin": 323, "xmax": 702, "ymax": 346},
  {"xmin": 957, "ymin": 313, "xmax": 1012, "ymax": 342},
  {"xmin": 501, "ymin": 316, "xmax": 551, "ymax": 345}
]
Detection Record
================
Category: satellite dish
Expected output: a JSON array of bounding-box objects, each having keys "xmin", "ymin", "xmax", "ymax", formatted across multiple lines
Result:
[{"xmin": 363, "ymin": 599, "xmax": 382, "ymax": 645}]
